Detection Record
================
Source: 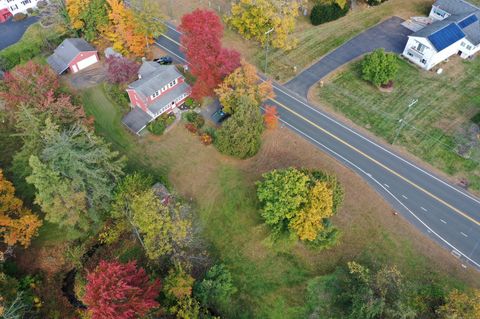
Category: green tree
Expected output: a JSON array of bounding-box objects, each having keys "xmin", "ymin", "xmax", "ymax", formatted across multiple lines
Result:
[
  {"xmin": 437, "ymin": 289, "xmax": 480, "ymax": 319},
  {"xmin": 256, "ymin": 168, "xmax": 310, "ymax": 231},
  {"xmin": 194, "ymin": 264, "xmax": 237, "ymax": 310},
  {"xmin": 215, "ymin": 96, "xmax": 264, "ymax": 159},
  {"xmin": 170, "ymin": 296, "xmax": 201, "ymax": 319},
  {"xmin": 361, "ymin": 49, "xmax": 398, "ymax": 87},
  {"xmin": 130, "ymin": 189, "xmax": 191, "ymax": 260},
  {"xmin": 26, "ymin": 120, "xmax": 124, "ymax": 232},
  {"xmin": 163, "ymin": 264, "xmax": 195, "ymax": 303}
]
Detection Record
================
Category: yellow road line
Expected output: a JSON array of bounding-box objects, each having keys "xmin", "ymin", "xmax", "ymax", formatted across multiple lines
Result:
[{"xmin": 270, "ymin": 97, "xmax": 480, "ymax": 226}]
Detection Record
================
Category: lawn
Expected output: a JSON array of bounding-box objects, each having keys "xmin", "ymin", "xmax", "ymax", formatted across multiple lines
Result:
[
  {"xmin": 81, "ymin": 84, "xmax": 480, "ymax": 318},
  {"xmin": 314, "ymin": 57, "xmax": 480, "ymax": 190}
]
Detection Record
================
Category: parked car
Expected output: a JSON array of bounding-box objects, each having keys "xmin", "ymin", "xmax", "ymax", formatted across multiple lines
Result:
[
  {"xmin": 211, "ymin": 109, "xmax": 230, "ymax": 123},
  {"xmin": 154, "ymin": 56, "xmax": 173, "ymax": 65}
]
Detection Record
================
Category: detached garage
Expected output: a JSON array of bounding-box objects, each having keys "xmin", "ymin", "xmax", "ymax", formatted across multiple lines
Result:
[{"xmin": 47, "ymin": 38, "xmax": 99, "ymax": 75}]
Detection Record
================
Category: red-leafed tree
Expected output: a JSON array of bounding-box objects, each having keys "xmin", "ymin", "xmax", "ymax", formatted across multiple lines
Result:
[
  {"xmin": 0, "ymin": 61, "xmax": 59, "ymax": 110},
  {"xmin": 179, "ymin": 9, "xmax": 240, "ymax": 99},
  {"xmin": 105, "ymin": 56, "xmax": 140, "ymax": 84},
  {"xmin": 84, "ymin": 260, "xmax": 161, "ymax": 319},
  {"xmin": 263, "ymin": 105, "xmax": 279, "ymax": 129},
  {"xmin": 39, "ymin": 91, "xmax": 92, "ymax": 127}
]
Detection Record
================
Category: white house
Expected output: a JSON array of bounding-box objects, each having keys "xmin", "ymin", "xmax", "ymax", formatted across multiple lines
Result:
[
  {"xmin": 0, "ymin": 0, "xmax": 41, "ymax": 22},
  {"xmin": 403, "ymin": 0, "xmax": 480, "ymax": 70}
]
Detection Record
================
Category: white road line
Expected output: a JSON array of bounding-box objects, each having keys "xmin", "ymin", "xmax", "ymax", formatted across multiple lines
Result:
[
  {"xmin": 366, "ymin": 173, "xmax": 372, "ymax": 177},
  {"xmin": 421, "ymin": 206, "xmax": 428, "ymax": 212},
  {"xmin": 269, "ymin": 82, "xmax": 480, "ymax": 206},
  {"xmin": 402, "ymin": 195, "xmax": 408, "ymax": 199},
  {"xmin": 440, "ymin": 219, "xmax": 447, "ymax": 224},
  {"xmin": 275, "ymin": 116, "xmax": 480, "ymax": 269},
  {"xmin": 384, "ymin": 183, "xmax": 390, "ymax": 188},
  {"xmin": 461, "ymin": 232, "xmax": 468, "ymax": 237}
]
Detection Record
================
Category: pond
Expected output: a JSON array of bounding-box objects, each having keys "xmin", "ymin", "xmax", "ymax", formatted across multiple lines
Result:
[{"xmin": 0, "ymin": 17, "xmax": 39, "ymax": 51}]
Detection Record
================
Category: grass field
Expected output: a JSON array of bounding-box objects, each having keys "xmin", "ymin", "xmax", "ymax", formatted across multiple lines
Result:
[
  {"xmin": 80, "ymin": 85, "xmax": 480, "ymax": 318},
  {"xmin": 314, "ymin": 57, "xmax": 480, "ymax": 190}
]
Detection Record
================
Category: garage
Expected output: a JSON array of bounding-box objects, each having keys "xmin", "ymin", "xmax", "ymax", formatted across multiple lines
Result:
[{"xmin": 76, "ymin": 54, "xmax": 99, "ymax": 71}]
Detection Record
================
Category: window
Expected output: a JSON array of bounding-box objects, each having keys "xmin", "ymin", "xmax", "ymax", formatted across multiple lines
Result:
[
  {"xmin": 466, "ymin": 45, "xmax": 472, "ymax": 50},
  {"xmin": 461, "ymin": 42, "xmax": 466, "ymax": 47},
  {"xmin": 433, "ymin": 7, "xmax": 447, "ymax": 18},
  {"xmin": 161, "ymin": 86, "xmax": 166, "ymax": 92},
  {"xmin": 421, "ymin": 59, "xmax": 427, "ymax": 64},
  {"xmin": 416, "ymin": 42, "xmax": 427, "ymax": 53},
  {"xmin": 168, "ymin": 79, "xmax": 178, "ymax": 88},
  {"xmin": 152, "ymin": 90, "xmax": 160, "ymax": 99}
]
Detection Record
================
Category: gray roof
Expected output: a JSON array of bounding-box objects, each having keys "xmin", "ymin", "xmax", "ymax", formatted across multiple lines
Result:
[
  {"xmin": 122, "ymin": 107, "xmax": 153, "ymax": 134},
  {"xmin": 148, "ymin": 82, "xmax": 190, "ymax": 114},
  {"xmin": 412, "ymin": 1, "xmax": 480, "ymax": 47},
  {"xmin": 47, "ymin": 38, "xmax": 96, "ymax": 74},
  {"xmin": 434, "ymin": 0, "xmax": 478, "ymax": 15},
  {"xmin": 129, "ymin": 62, "xmax": 182, "ymax": 99}
]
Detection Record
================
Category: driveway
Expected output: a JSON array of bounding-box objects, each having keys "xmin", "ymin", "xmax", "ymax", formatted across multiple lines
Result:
[
  {"xmin": 0, "ymin": 17, "xmax": 39, "ymax": 51},
  {"xmin": 284, "ymin": 16, "xmax": 413, "ymax": 98},
  {"xmin": 67, "ymin": 63, "xmax": 107, "ymax": 90}
]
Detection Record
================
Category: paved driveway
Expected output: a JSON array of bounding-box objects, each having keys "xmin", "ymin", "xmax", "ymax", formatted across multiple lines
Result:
[
  {"xmin": 284, "ymin": 16, "xmax": 412, "ymax": 98},
  {"xmin": 0, "ymin": 17, "xmax": 39, "ymax": 51},
  {"xmin": 67, "ymin": 63, "xmax": 107, "ymax": 90}
]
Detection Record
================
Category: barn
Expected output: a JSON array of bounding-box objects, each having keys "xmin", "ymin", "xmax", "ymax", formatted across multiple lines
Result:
[{"xmin": 47, "ymin": 38, "xmax": 99, "ymax": 75}]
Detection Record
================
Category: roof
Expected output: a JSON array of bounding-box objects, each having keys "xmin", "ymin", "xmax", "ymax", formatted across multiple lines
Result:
[
  {"xmin": 47, "ymin": 38, "xmax": 96, "ymax": 74},
  {"xmin": 434, "ymin": 0, "xmax": 478, "ymax": 15},
  {"xmin": 459, "ymin": 12, "xmax": 480, "ymax": 44},
  {"xmin": 148, "ymin": 82, "xmax": 190, "ymax": 114},
  {"xmin": 128, "ymin": 62, "xmax": 182, "ymax": 99},
  {"xmin": 428, "ymin": 23, "xmax": 466, "ymax": 51},
  {"xmin": 122, "ymin": 107, "xmax": 153, "ymax": 134}
]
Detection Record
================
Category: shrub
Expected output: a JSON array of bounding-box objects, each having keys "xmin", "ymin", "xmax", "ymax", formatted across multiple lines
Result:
[
  {"xmin": 184, "ymin": 97, "xmax": 200, "ymax": 109},
  {"xmin": 366, "ymin": 0, "xmax": 388, "ymax": 6},
  {"xmin": 361, "ymin": 49, "xmax": 398, "ymax": 87},
  {"xmin": 103, "ymin": 83, "xmax": 130, "ymax": 112},
  {"xmin": 185, "ymin": 123, "xmax": 198, "ymax": 134},
  {"xmin": 310, "ymin": 2, "xmax": 349, "ymax": 26},
  {"xmin": 199, "ymin": 133, "xmax": 213, "ymax": 145},
  {"xmin": 148, "ymin": 120, "xmax": 166, "ymax": 135},
  {"xmin": 13, "ymin": 13, "xmax": 27, "ymax": 21},
  {"xmin": 184, "ymin": 111, "xmax": 205, "ymax": 129},
  {"xmin": 194, "ymin": 264, "xmax": 237, "ymax": 310},
  {"xmin": 26, "ymin": 8, "xmax": 34, "ymax": 14}
]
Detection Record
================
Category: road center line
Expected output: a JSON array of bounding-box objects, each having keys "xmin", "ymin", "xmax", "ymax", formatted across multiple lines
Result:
[
  {"xmin": 421, "ymin": 207, "xmax": 428, "ymax": 212},
  {"xmin": 440, "ymin": 219, "xmax": 447, "ymax": 224},
  {"xmin": 402, "ymin": 195, "xmax": 408, "ymax": 199},
  {"xmin": 384, "ymin": 183, "xmax": 390, "ymax": 188},
  {"xmin": 461, "ymin": 232, "xmax": 469, "ymax": 237}
]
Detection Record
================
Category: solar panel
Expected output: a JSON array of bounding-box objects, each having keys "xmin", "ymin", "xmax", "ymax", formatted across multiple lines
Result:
[
  {"xmin": 428, "ymin": 23, "xmax": 465, "ymax": 51},
  {"xmin": 458, "ymin": 15, "xmax": 478, "ymax": 29}
]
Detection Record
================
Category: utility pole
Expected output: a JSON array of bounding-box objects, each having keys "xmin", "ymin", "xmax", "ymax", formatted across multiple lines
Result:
[
  {"xmin": 392, "ymin": 98, "xmax": 418, "ymax": 145},
  {"xmin": 264, "ymin": 28, "xmax": 274, "ymax": 74}
]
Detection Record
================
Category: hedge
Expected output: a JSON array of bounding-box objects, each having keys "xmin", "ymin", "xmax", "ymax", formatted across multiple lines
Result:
[{"xmin": 310, "ymin": 2, "xmax": 349, "ymax": 26}]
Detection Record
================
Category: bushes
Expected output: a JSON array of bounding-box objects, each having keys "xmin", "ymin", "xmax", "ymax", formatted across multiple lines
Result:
[
  {"xmin": 310, "ymin": 2, "xmax": 349, "ymax": 26},
  {"xmin": 183, "ymin": 111, "xmax": 205, "ymax": 129},
  {"xmin": 13, "ymin": 13, "xmax": 27, "ymax": 21},
  {"xmin": 366, "ymin": 0, "xmax": 388, "ymax": 6},
  {"xmin": 183, "ymin": 97, "xmax": 200, "ymax": 109},
  {"xmin": 103, "ymin": 83, "xmax": 130, "ymax": 112},
  {"xmin": 147, "ymin": 113, "xmax": 176, "ymax": 135}
]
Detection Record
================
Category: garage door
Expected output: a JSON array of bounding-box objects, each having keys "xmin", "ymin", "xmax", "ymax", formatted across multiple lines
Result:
[{"xmin": 76, "ymin": 55, "xmax": 98, "ymax": 71}]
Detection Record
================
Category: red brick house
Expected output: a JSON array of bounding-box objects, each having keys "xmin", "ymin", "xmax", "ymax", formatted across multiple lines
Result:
[
  {"xmin": 47, "ymin": 38, "xmax": 99, "ymax": 74},
  {"xmin": 122, "ymin": 61, "xmax": 191, "ymax": 134}
]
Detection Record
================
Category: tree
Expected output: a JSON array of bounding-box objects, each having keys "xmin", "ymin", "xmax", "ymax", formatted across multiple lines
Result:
[
  {"xmin": 170, "ymin": 296, "xmax": 201, "ymax": 319},
  {"xmin": 256, "ymin": 168, "xmax": 310, "ymax": 230},
  {"xmin": 0, "ymin": 169, "xmax": 42, "ymax": 248},
  {"xmin": 263, "ymin": 105, "xmax": 279, "ymax": 129},
  {"xmin": 105, "ymin": 0, "xmax": 148, "ymax": 56},
  {"xmin": 226, "ymin": 0, "xmax": 302, "ymax": 50},
  {"xmin": 129, "ymin": 189, "xmax": 191, "ymax": 259},
  {"xmin": 310, "ymin": 2, "xmax": 349, "ymax": 26},
  {"xmin": 67, "ymin": 0, "xmax": 110, "ymax": 41},
  {"xmin": 437, "ymin": 289, "xmax": 480, "ymax": 319},
  {"xmin": 84, "ymin": 260, "xmax": 161, "ymax": 319},
  {"xmin": 0, "ymin": 61, "xmax": 59, "ymax": 111},
  {"xmin": 179, "ymin": 9, "xmax": 240, "ymax": 99},
  {"xmin": 26, "ymin": 121, "xmax": 125, "ymax": 232},
  {"xmin": 130, "ymin": 0, "xmax": 165, "ymax": 50},
  {"xmin": 215, "ymin": 60, "xmax": 274, "ymax": 114},
  {"xmin": 194, "ymin": 264, "xmax": 237, "ymax": 310},
  {"xmin": 105, "ymin": 56, "xmax": 140, "ymax": 84},
  {"xmin": 289, "ymin": 181, "xmax": 334, "ymax": 241},
  {"xmin": 37, "ymin": 92, "xmax": 91, "ymax": 127},
  {"xmin": 163, "ymin": 264, "xmax": 195, "ymax": 303},
  {"xmin": 361, "ymin": 49, "xmax": 398, "ymax": 87},
  {"xmin": 215, "ymin": 96, "xmax": 264, "ymax": 159}
]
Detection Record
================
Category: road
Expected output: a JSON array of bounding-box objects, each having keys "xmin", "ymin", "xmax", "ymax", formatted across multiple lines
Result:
[
  {"xmin": 0, "ymin": 17, "xmax": 38, "ymax": 51},
  {"xmin": 155, "ymin": 22, "xmax": 480, "ymax": 270},
  {"xmin": 284, "ymin": 16, "xmax": 412, "ymax": 98}
]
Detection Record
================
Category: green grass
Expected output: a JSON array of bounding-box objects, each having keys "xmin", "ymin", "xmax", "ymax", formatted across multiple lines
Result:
[
  {"xmin": 317, "ymin": 58, "xmax": 480, "ymax": 189},
  {"xmin": 81, "ymin": 85, "xmax": 478, "ymax": 318}
]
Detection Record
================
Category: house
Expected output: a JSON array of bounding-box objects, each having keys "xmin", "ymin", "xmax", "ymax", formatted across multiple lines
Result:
[
  {"xmin": 403, "ymin": 0, "xmax": 480, "ymax": 70},
  {"xmin": 122, "ymin": 61, "xmax": 191, "ymax": 135},
  {"xmin": 0, "ymin": 0, "xmax": 40, "ymax": 22},
  {"xmin": 47, "ymin": 38, "xmax": 99, "ymax": 75}
]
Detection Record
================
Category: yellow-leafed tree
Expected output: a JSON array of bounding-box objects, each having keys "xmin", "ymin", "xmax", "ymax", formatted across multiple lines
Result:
[
  {"xmin": 227, "ymin": 0, "xmax": 303, "ymax": 50},
  {"xmin": 0, "ymin": 169, "xmax": 42, "ymax": 248},
  {"xmin": 66, "ymin": 0, "xmax": 90, "ymax": 30},
  {"xmin": 215, "ymin": 60, "xmax": 274, "ymax": 114},
  {"xmin": 437, "ymin": 289, "xmax": 480, "ymax": 319},
  {"xmin": 289, "ymin": 181, "xmax": 334, "ymax": 241}
]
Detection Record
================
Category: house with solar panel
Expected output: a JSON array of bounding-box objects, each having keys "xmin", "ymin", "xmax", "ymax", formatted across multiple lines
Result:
[{"xmin": 403, "ymin": 0, "xmax": 480, "ymax": 70}]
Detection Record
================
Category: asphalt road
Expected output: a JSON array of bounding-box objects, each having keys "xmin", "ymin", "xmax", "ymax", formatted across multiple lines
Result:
[
  {"xmin": 285, "ymin": 16, "xmax": 413, "ymax": 98},
  {"xmin": 0, "ymin": 17, "xmax": 39, "ymax": 51},
  {"xmin": 155, "ymin": 22, "xmax": 480, "ymax": 271}
]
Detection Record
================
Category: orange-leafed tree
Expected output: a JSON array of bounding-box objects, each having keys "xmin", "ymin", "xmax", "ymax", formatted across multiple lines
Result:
[
  {"xmin": 0, "ymin": 169, "xmax": 42, "ymax": 248},
  {"xmin": 106, "ymin": 0, "xmax": 148, "ymax": 57},
  {"xmin": 263, "ymin": 105, "xmax": 279, "ymax": 129}
]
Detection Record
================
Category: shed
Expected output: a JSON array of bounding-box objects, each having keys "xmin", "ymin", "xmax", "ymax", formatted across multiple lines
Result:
[{"xmin": 47, "ymin": 38, "xmax": 99, "ymax": 74}]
